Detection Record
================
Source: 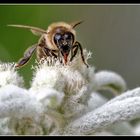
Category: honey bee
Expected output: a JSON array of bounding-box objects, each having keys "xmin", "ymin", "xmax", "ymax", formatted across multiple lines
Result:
[{"xmin": 8, "ymin": 21, "xmax": 89, "ymax": 68}]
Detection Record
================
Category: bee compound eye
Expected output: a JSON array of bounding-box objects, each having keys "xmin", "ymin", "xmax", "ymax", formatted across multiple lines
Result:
[
  {"xmin": 54, "ymin": 34, "xmax": 63, "ymax": 48},
  {"xmin": 64, "ymin": 32, "xmax": 72, "ymax": 40},
  {"xmin": 63, "ymin": 32, "xmax": 74, "ymax": 45},
  {"xmin": 54, "ymin": 33, "xmax": 62, "ymax": 41},
  {"xmin": 54, "ymin": 33, "xmax": 63, "ymax": 45}
]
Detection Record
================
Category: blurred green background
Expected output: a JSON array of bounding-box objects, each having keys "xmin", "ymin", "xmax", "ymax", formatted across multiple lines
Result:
[{"xmin": 0, "ymin": 5, "xmax": 140, "ymax": 89}]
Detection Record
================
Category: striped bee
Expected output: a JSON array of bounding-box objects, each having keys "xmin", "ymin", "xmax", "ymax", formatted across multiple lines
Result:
[{"xmin": 8, "ymin": 21, "xmax": 88, "ymax": 68}]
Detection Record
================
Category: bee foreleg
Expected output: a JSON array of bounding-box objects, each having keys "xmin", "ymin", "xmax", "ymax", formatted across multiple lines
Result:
[
  {"xmin": 58, "ymin": 50, "xmax": 63, "ymax": 64},
  {"xmin": 70, "ymin": 45, "xmax": 78, "ymax": 62},
  {"xmin": 15, "ymin": 44, "xmax": 37, "ymax": 68},
  {"xmin": 72, "ymin": 41, "xmax": 89, "ymax": 68},
  {"xmin": 43, "ymin": 47, "xmax": 52, "ymax": 57}
]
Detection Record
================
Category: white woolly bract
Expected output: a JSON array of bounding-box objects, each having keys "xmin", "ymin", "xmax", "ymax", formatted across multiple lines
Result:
[
  {"xmin": 0, "ymin": 118, "xmax": 12, "ymax": 135},
  {"xmin": 94, "ymin": 71, "xmax": 127, "ymax": 94},
  {"xmin": 30, "ymin": 87, "xmax": 64, "ymax": 109},
  {"xmin": 8, "ymin": 117, "xmax": 44, "ymax": 135},
  {"xmin": 0, "ymin": 85, "xmax": 43, "ymax": 119},
  {"xmin": 94, "ymin": 122, "xmax": 134, "ymax": 135},
  {"xmin": 87, "ymin": 92, "xmax": 108, "ymax": 111},
  {"xmin": 63, "ymin": 88, "xmax": 140, "ymax": 135},
  {"xmin": 133, "ymin": 122, "xmax": 140, "ymax": 135},
  {"xmin": 0, "ymin": 84, "xmax": 28, "ymax": 101},
  {"xmin": 105, "ymin": 122, "xmax": 135, "ymax": 135},
  {"xmin": 105, "ymin": 87, "xmax": 140, "ymax": 106},
  {"xmin": 31, "ymin": 64, "xmax": 65, "ymax": 92},
  {"xmin": 62, "ymin": 68, "xmax": 88, "ymax": 95},
  {"xmin": 0, "ymin": 62, "xmax": 24, "ymax": 87}
]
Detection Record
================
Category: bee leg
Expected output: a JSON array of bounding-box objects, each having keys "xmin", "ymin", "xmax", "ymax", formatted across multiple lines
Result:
[
  {"xmin": 42, "ymin": 47, "xmax": 59, "ymax": 66},
  {"xmin": 72, "ymin": 41, "xmax": 89, "ymax": 68},
  {"xmin": 57, "ymin": 50, "xmax": 63, "ymax": 64},
  {"xmin": 43, "ymin": 47, "xmax": 58, "ymax": 60},
  {"xmin": 15, "ymin": 44, "xmax": 37, "ymax": 68},
  {"xmin": 77, "ymin": 42, "xmax": 89, "ymax": 68},
  {"xmin": 43, "ymin": 47, "xmax": 52, "ymax": 57},
  {"xmin": 70, "ymin": 44, "xmax": 79, "ymax": 62}
]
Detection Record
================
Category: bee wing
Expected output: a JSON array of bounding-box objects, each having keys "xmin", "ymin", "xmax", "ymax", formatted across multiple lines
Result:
[
  {"xmin": 7, "ymin": 24, "xmax": 47, "ymax": 36},
  {"xmin": 15, "ymin": 44, "xmax": 37, "ymax": 68},
  {"xmin": 70, "ymin": 20, "xmax": 84, "ymax": 28}
]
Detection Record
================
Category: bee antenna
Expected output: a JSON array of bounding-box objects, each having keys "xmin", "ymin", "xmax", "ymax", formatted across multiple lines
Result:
[
  {"xmin": 7, "ymin": 24, "xmax": 48, "ymax": 35},
  {"xmin": 71, "ymin": 20, "xmax": 84, "ymax": 28}
]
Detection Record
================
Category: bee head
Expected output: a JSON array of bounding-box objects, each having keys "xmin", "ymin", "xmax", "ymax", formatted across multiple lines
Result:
[
  {"xmin": 46, "ymin": 21, "xmax": 83, "ymax": 64},
  {"xmin": 53, "ymin": 29, "xmax": 74, "ymax": 53}
]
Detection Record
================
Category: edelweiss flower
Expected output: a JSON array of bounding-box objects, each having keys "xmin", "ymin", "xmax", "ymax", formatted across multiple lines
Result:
[{"xmin": 0, "ymin": 49, "xmax": 139, "ymax": 135}]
